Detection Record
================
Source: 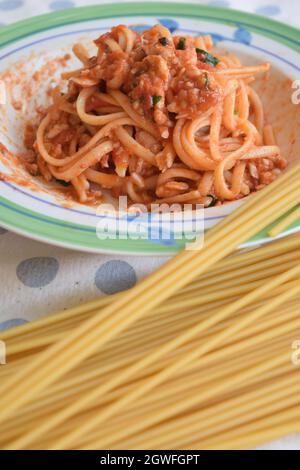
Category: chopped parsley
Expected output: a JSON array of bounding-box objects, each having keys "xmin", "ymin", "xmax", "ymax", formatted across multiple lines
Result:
[
  {"xmin": 67, "ymin": 95, "xmax": 77, "ymax": 103},
  {"xmin": 196, "ymin": 48, "xmax": 219, "ymax": 67},
  {"xmin": 159, "ymin": 37, "xmax": 169, "ymax": 46},
  {"xmin": 203, "ymin": 72, "xmax": 209, "ymax": 90},
  {"xmin": 152, "ymin": 95, "xmax": 162, "ymax": 106},
  {"xmin": 176, "ymin": 37, "xmax": 186, "ymax": 50},
  {"xmin": 55, "ymin": 179, "xmax": 71, "ymax": 187},
  {"xmin": 207, "ymin": 194, "xmax": 218, "ymax": 207},
  {"xmin": 99, "ymin": 79, "xmax": 107, "ymax": 93}
]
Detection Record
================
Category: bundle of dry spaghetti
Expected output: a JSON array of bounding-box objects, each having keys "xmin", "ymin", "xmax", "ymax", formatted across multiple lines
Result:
[{"xmin": 1, "ymin": 162, "xmax": 300, "ymax": 449}]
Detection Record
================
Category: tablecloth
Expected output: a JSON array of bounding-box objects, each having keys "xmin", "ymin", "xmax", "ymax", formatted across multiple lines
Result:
[{"xmin": 0, "ymin": 0, "xmax": 299, "ymax": 450}]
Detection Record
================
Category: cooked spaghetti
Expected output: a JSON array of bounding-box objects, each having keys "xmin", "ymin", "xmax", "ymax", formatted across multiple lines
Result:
[{"xmin": 23, "ymin": 24, "xmax": 287, "ymax": 206}]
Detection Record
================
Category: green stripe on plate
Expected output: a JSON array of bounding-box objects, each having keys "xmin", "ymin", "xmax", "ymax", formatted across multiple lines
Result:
[
  {"xmin": 0, "ymin": 194, "xmax": 184, "ymax": 253},
  {"xmin": 0, "ymin": 3, "xmax": 299, "ymax": 52}
]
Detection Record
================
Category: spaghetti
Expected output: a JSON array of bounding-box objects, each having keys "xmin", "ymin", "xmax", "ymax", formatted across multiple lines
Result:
[
  {"xmin": 269, "ymin": 204, "xmax": 300, "ymax": 237},
  {"xmin": 1, "ymin": 232, "xmax": 300, "ymax": 448},
  {"xmin": 23, "ymin": 25, "xmax": 287, "ymax": 206},
  {"xmin": 1, "ymin": 160, "xmax": 300, "ymax": 448}
]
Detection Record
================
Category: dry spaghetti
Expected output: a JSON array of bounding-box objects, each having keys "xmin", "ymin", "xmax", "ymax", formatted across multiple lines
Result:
[
  {"xmin": 0, "ymin": 232, "xmax": 300, "ymax": 449},
  {"xmin": 1, "ymin": 155, "xmax": 300, "ymax": 448}
]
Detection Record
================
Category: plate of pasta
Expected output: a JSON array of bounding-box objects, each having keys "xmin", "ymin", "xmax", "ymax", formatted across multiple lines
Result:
[{"xmin": 0, "ymin": 2, "xmax": 299, "ymax": 254}]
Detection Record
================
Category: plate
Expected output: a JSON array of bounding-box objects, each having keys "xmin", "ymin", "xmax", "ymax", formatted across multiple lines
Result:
[{"xmin": 0, "ymin": 2, "xmax": 299, "ymax": 255}]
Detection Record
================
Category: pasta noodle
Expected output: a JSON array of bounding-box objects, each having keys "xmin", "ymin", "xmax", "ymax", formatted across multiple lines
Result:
[
  {"xmin": 2, "ymin": 106, "xmax": 300, "ymax": 448},
  {"xmin": 269, "ymin": 205, "xmax": 300, "ymax": 237},
  {"xmin": 1, "ymin": 231, "xmax": 300, "ymax": 448},
  {"xmin": 47, "ymin": 276, "xmax": 300, "ymax": 450},
  {"xmin": 22, "ymin": 25, "xmax": 287, "ymax": 206},
  {"xmin": 1, "ymin": 154, "xmax": 300, "ymax": 434}
]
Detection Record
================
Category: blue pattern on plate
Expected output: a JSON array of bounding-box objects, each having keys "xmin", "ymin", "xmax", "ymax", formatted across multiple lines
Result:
[
  {"xmin": 119, "ymin": 212, "xmax": 176, "ymax": 246},
  {"xmin": 0, "ymin": 318, "xmax": 28, "ymax": 331},
  {"xmin": 49, "ymin": 0, "xmax": 75, "ymax": 11},
  {"xmin": 255, "ymin": 5, "xmax": 281, "ymax": 17},
  {"xmin": 0, "ymin": 0, "xmax": 23, "ymax": 11},
  {"xmin": 209, "ymin": 0, "xmax": 230, "ymax": 7},
  {"xmin": 130, "ymin": 24, "xmax": 152, "ymax": 33},
  {"xmin": 158, "ymin": 18, "xmax": 179, "ymax": 33},
  {"xmin": 147, "ymin": 225, "xmax": 176, "ymax": 246},
  {"xmin": 210, "ymin": 33, "xmax": 226, "ymax": 44},
  {"xmin": 234, "ymin": 27, "xmax": 252, "ymax": 45}
]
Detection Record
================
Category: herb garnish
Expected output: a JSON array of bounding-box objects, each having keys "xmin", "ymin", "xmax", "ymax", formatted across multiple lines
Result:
[
  {"xmin": 196, "ymin": 48, "xmax": 219, "ymax": 67},
  {"xmin": 152, "ymin": 95, "xmax": 162, "ymax": 106},
  {"xmin": 67, "ymin": 95, "xmax": 77, "ymax": 103},
  {"xmin": 99, "ymin": 79, "xmax": 107, "ymax": 93},
  {"xmin": 207, "ymin": 194, "xmax": 218, "ymax": 207},
  {"xmin": 203, "ymin": 72, "xmax": 209, "ymax": 90},
  {"xmin": 159, "ymin": 37, "xmax": 169, "ymax": 46},
  {"xmin": 177, "ymin": 37, "xmax": 186, "ymax": 50},
  {"xmin": 55, "ymin": 179, "xmax": 71, "ymax": 187}
]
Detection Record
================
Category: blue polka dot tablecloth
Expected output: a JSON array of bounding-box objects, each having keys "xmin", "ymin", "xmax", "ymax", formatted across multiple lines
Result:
[{"xmin": 0, "ymin": 0, "xmax": 299, "ymax": 450}]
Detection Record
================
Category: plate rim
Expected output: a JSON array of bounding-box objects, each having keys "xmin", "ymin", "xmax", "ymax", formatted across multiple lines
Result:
[
  {"xmin": 0, "ymin": 2, "xmax": 299, "ymax": 51},
  {"xmin": 0, "ymin": 2, "xmax": 299, "ymax": 255}
]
